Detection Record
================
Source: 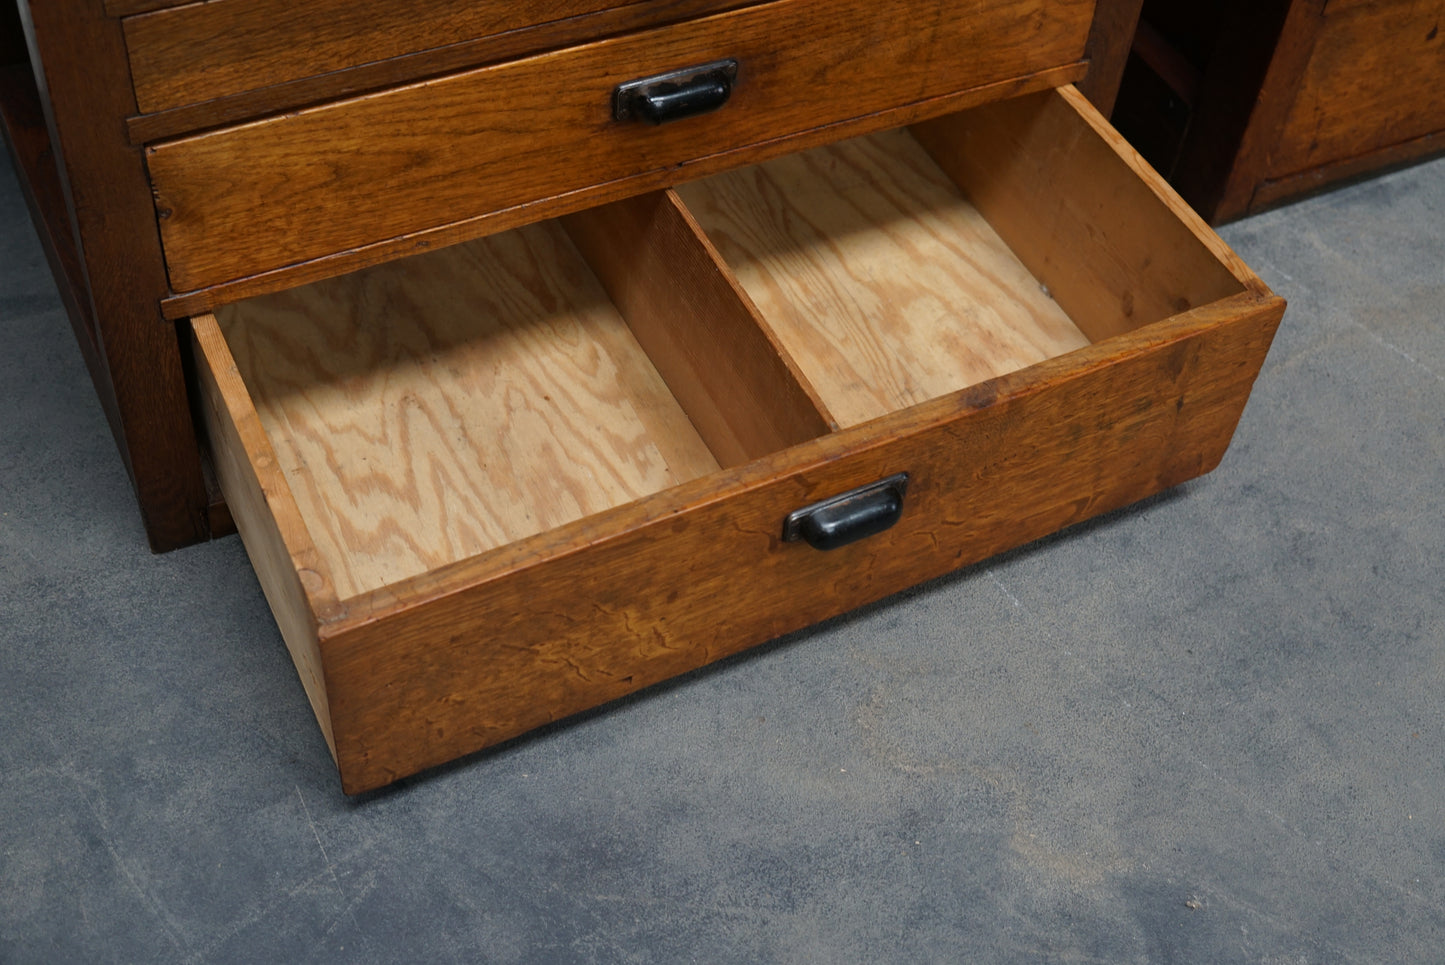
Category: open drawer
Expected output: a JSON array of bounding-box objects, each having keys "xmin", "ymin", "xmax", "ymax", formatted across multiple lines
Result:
[{"xmin": 191, "ymin": 87, "xmax": 1283, "ymax": 793}]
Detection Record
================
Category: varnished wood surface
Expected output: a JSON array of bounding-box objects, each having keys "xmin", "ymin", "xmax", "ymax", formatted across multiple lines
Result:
[
  {"xmin": 320, "ymin": 290, "xmax": 1283, "ymax": 793},
  {"xmin": 122, "ymin": 0, "xmax": 762, "ymax": 141},
  {"xmin": 1254, "ymin": 127, "xmax": 1445, "ymax": 210},
  {"xmin": 216, "ymin": 221, "xmax": 720, "ymax": 600},
  {"xmin": 147, "ymin": 0, "xmax": 1095, "ymax": 294},
  {"xmin": 563, "ymin": 190, "xmax": 836, "ymax": 463},
  {"xmin": 1269, "ymin": 0, "xmax": 1445, "ymax": 180},
  {"xmin": 18, "ymin": 0, "xmax": 208, "ymax": 550},
  {"xmin": 126, "ymin": 0, "xmax": 652, "ymax": 113},
  {"xmin": 157, "ymin": 64, "xmax": 1087, "ymax": 320},
  {"xmin": 1143, "ymin": 0, "xmax": 1444, "ymax": 222},
  {"xmin": 104, "ymin": 0, "xmax": 186, "ymax": 15},
  {"xmin": 677, "ymin": 130, "xmax": 1090, "ymax": 428},
  {"xmin": 915, "ymin": 86, "xmax": 1252, "ymax": 344},
  {"xmin": 1080, "ymin": 0, "xmax": 1146, "ymax": 115}
]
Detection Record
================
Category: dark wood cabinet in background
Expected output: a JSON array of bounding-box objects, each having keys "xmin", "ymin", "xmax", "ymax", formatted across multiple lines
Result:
[{"xmin": 1111, "ymin": 0, "xmax": 1445, "ymax": 223}]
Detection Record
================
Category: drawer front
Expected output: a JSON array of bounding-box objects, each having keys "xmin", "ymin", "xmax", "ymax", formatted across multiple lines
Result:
[
  {"xmin": 146, "ymin": 0, "xmax": 1095, "ymax": 294},
  {"xmin": 195, "ymin": 293, "xmax": 1280, "ymax": 793},
  {"xmin": 321, "ymin": 297, "xmax": 1281, "ymax": 793},
  {"xmin": 1269, "ymin": 0, "xmax": 1445, "ymax": 181},
  {"xmin": 123, "ymin": 0, "xmax": 758, "ymax": 116}
]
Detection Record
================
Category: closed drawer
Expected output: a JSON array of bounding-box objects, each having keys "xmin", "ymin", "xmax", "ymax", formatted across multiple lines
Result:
[
  {"xmin": 146, "ymin": 0, "xmax": 1096, "ymax": 295},
  {"xmin": 190, "ymin": 87, "xmax": 1283, "ymax": 794},
  {"xmin": 1268, "ymin": 0, "xmax": 1445, "ymax": 181},
  {"xmin": 122, "ymin": 0, "xmax": 759, "ymax": 116}
]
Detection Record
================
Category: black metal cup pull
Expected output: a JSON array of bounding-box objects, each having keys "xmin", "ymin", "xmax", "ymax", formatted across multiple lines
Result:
[
  {"xmin": 782, "ymin": 474, "xmax": 910, "ymax": 551},
  {"xmin": 613, "ymin": 59, "xmax": 739, "ymax": 125}
]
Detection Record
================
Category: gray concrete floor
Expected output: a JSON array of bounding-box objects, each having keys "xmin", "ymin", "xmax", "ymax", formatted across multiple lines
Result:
[{"xmin": 1, "ymin": 142, "xmax": 1442, "ymax": 963}]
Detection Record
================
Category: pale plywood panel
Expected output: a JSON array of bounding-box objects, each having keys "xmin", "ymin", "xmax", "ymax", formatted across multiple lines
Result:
[
  {"xmin": 913, "ymin": 86, "xmax": 1252, "ymax": 344},
  {"xmin": 676, "ymin": 129, "xmax": 1091, "ymax": 428},
  {"xmin": 563, "ymin": 190, "xmax": 837, "ymax": 465},
  {"xmin": 217, "ymin": 221, "xmax": 719, "ymax": 600}
]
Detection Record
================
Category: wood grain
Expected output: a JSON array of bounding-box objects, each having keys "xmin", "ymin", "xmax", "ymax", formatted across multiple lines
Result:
[
  {"xmin": 563, "ymin": 190, "xmax": 836, "ymax": 464},
  {"xmin": 156, "ymin": 63, "xmax": 1088, "ymax": 320},
  {"xmin": 216, "ymin": 221, "xmax": 720, "ymax": 600},
  {"xmin": 192, "ymin": 316, "xmax": 341, "ymax": 757},
  {"xmin": 146, "ymin": 0, "xmax": 1095, "ymax": 293},
  {"xmin": 125, "ymin": 0, "xmax": 642, "ymax": 113},
  {"xmin": 18, "ymin": 0, "xmax": 208, "ymax": 550},
  {"xmin": 677, "ymin": 130, "xmax": 1090, "ymax": 428},
  {"xmin": 1254, "ymin": 127, "xmax": 1445, "ymax": 209},
  {"xmin": 319, "ymin": 290, "xmax": 1284, "ymax": 793},
  {"xmin": 1269, "ymin": 0, "xmax": 1445, "ymax": 180},
  {"xmin": 1080, "ymin": 0, "xmax": 1146, "ymax": 115},
  {"xmin": 122, "ymin": 0, "xmax": 762, "ymax": 137},
  {"xmin": 914, "ymin": 86, "xmax": 1252, "ymax": 344},
  {"xmin": 105, "ymin": 0, "xmax": 186, "ymax": 15}
]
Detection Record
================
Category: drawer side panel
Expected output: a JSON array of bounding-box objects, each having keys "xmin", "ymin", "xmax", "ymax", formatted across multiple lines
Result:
[
  {"xmin": 322, "ymin": 293, "xmax": 1283, "ymax": 793},
  {"xmin": 192, "ymin": 317, "xmax": 342, "ymax": 758}
]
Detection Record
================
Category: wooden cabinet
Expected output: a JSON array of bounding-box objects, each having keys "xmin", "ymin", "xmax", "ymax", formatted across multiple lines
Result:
[
  {"xmin": 2, "ymin": 1, "xmax": 1284, "ymax": 792},
  {"xmin": 1110, "ymin": 0, "xmax": 1445, "ymax": 223}
]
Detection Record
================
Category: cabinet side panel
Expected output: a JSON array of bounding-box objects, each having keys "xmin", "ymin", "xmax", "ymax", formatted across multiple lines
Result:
[
  {"xmin": 20, "ymin": 0, "xmax": 209, "ymax": 550},
  {"xmin": 1079, "ymin": 0, "xmax": 1143, "ymax": 115}
]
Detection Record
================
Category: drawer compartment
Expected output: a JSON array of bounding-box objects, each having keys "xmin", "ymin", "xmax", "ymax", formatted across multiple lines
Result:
[
  {"xmin": 192, "ymin": 87, "xmax": 1282, "ymax": 793},
  {"xmin": 147, "ymin": 0, "xmax": 1096, "ymax": 296}
]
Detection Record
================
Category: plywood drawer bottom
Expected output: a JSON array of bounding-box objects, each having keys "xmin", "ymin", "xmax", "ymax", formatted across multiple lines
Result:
[{"xmin": 191, "ymin": 87, "xmax": 1284, "ymax": 794}]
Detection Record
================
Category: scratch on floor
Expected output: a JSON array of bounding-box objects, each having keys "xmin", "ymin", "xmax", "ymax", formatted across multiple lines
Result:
[
  {"xmin": 295, "ymin": 785, "xmax": 373, "ymax": 955},
  {"xmin": 1190, "ymin": 756, "xmax": 1445, "ymax": 919},
  {"xmin": 296, "ymin": 785, "xmax": 343, "ymax": 893},
  {"xmin": 305, "ymin": 868, "xmax": 380, "ymax": 959},
  {"xmin": 187, "ymin": 862, "xmax": 374, "ymax": 962},
  {"xmin": 990, "ymin": 572, "xmax": 1024, "ymax": 610},
  {"xmin": 1348, "ymin": 319, "xmax": 1445, "ymax": 386},
  {"xmin": 52, "ymin": 747, "xmax": 190, "ymax": 956},
  {"xmin": 92, "ymin": 817, "xmax": 190, "ymax": 955}
]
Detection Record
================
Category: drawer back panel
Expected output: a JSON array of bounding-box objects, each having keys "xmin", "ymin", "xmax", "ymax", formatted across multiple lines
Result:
[{"xmin": 145, "ymin": 0, "xmax": 1096, "ymax": 295}]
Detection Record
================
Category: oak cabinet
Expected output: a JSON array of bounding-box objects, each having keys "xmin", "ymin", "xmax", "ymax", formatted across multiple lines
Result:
[{"xmin": 4, "ymin": 0, "xmax": 1283, "ymax": 792}]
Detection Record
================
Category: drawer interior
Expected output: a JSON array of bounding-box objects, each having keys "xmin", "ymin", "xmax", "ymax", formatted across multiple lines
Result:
[
  {"xmin": 212, "ymin": 216, "xmax": 830, "ymax": 600},
  {"xmin": 201, "ymin": 86, "xmax": 1254, "ymax": 603},
  {"xmin": 676, "ymin": 129, "xmax": 1092, "ymax": 428},
  {"xmin": 678, "ymin": 90, "xmax": 1249, "ymax": 427}
]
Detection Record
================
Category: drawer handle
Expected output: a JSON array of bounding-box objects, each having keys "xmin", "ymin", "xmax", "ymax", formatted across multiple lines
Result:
[
  {"xmin": 782, "ymin": 474, "xmax": 910, "ymax": 551},
  {"xmin": 613, "ymin": 59, "xmax": 738, "ymax": 125}
]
